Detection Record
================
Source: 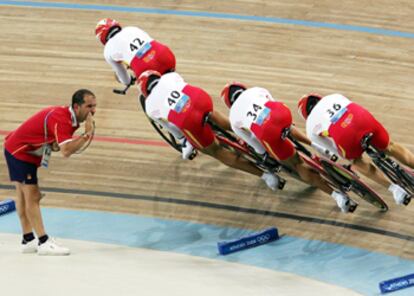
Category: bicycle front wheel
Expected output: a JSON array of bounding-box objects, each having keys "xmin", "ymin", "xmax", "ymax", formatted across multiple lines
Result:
[
  {"xmin": 320, "ymin": 158, "xmax": 388, "ymax": 211},
  {"xmin": 139, "ymin": 94, "xmax": 182, "ymax": 153}
]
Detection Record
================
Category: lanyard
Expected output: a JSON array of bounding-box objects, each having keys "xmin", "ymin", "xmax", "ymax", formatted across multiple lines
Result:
[
  {"xmin": 43, "ymin": 109, "xmax": 55, "ymax": 143},
  {"xmin": 40, "ymin": 109, "xmax": 55, "ymax": 168}
]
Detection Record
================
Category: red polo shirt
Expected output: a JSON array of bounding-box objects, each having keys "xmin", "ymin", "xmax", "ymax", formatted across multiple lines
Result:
[{"xmin": 4, "ymin": 106, "xmax": 79, "ymax": 166}]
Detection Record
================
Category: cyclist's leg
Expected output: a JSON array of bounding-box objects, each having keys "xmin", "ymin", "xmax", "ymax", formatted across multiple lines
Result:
[
  {"xmin": 385, "ymin": 141, "xmax": 414, "ymax": 169},
  {"xmin": 201, "ymin": 140, "xmax": 262, "ymax": 177},
  {"xmin": 285, "ymin": 154, "xmax": 357, "ymax": 211},
  {"xmin": 282, "ymin": 153, "xmax": 332, "ymax": 194},
  {"xmin": 352, "ymin": 155, "xmax": 390, "ymax": 186},
  {"xmin": 290, "ymin": 126, "xmax": 311, "ymax": 145}
]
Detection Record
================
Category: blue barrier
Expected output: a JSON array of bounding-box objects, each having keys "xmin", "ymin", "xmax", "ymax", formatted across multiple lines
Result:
[
  {"xmin": 0, "ymin": 199, "xmax": 16, "ymax": 216},
  {"xmin": 217, "ymin": 227, "xmax": 279, "ymax": 255},
  {"xmin": 379, "ymin": 273, "xmax": 414, "ymax": 294}
]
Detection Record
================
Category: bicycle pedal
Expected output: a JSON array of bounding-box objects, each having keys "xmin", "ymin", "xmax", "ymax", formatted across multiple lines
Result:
[
  {"xmin": 342, "ymin": 164, "xmax": 352, "ymax": 171},
  {"xmin": 348, "ymin": 203, "xmax": 358, "ymax": 213},
  {"xmin": 341, "ymin": 183, "xmax": 352, "ymax": 192},
  {"xmin": 391, "ymin": 162, "xmax": 399, "ymax": 169},
  {"xmin": 188, "ymin": 150, "xmax": 198, "ymax": 160},
  {"xmin": 403, "ymin": 196, "xmax": 411, "ymax": 206},
  {"xmin": 278, "ymin": 178, "xmax": 286, "ymax": 190}
]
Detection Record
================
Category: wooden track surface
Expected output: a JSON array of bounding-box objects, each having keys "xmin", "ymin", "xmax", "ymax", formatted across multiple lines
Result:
[{"xmin": 1, "ymin": 1, "xmax": 414, "ymax": 260}]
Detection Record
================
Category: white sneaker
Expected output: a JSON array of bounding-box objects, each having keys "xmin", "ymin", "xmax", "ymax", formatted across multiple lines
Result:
[
  {"xmin": 21, "ymin": 240, "xmax": 37, "ymax": 254},
  {"xmin": 388, "ymin": 183, "xmax": 411, "ymax": 205},
  {"xmin": 261, "ymin": 172, "xmax": 279, "ymax": 191},
  {"xmin": 331, "ymin": 191, "xmax": 357, "ymax": 213},
  {"xmin": 38, "ymin": 238, "xmax": 70, "ymax": 256},
  {"xmin": 179, "ymin": 138, "xmax": 196, "ymax": 160}
]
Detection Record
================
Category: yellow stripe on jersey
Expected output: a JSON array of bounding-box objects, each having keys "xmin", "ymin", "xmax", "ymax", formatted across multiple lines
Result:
[
  {"xmin": 321, "ymin": 130, "xmax": 330, "ymax": 137},
  {"xmin": 338, "ymin": 145, "xmax": 346, "ymax": 158},
  {"xmin": 263, "ymin": 140, "xmax": 279, "ymax": 160},
  {"xmin": 183, "ymin": 129, "xmax": 203, "ymax": 148}
]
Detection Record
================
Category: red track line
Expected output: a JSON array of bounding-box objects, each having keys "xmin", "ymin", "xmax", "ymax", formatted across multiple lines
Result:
[{"xmin": 0, "ymin": 130, "xmax": 168, "ymax": 147}]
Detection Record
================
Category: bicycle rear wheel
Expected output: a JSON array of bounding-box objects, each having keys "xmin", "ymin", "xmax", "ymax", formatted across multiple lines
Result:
[{"xmin": 320, "ymin": 158, "xmax": 388, "ymax": 211}]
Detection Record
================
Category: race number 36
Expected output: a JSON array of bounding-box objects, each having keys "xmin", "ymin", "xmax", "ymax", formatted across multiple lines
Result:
[{"xmin": 326, "ymin": 103, "xmax": 342, "ymax": 118}]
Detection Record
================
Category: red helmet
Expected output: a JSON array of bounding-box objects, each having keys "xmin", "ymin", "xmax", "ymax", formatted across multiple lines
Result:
[
  {"xmin": 138, "ymin": 70, "xmax": 162, "ymax": 97},
  {"xmin": 95, "ymin": 18, "xmax": 121, "ymax": 45},
  {"xmin": 221, "ymin": 82, "xmax": 247, "ymax": 108},
  {"xmin": 297, "ymin": 93, "xmax": 323, "ymax": 120}
]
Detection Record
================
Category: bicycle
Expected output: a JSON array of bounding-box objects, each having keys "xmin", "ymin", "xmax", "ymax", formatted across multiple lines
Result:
[
  {"xmin": 361, "ymin": 133, "xmax": 413, "ymax": 205},
  {"xmin": 285, "ymin": 132, "xmax": 388, "ymax": 212}
]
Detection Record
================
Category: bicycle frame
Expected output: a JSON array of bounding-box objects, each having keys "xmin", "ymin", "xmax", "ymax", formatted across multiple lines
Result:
[
  {"xmin": 206, "ymin": 118, "xmax": 282, "ymax": 170},
  {"xmin": 287, "ymin": 135, "xmax": 342, "ymax": 189},
  {"xmin": 362, "ymin": 134, "xmax": 414, "ymax": 196}
]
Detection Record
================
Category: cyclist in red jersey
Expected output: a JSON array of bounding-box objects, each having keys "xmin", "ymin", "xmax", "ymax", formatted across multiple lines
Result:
[
  {"xmin": 95, "ymin": 18, "xmax": 176, "ymax": 87},
  {"xmin": 298, "ymin": 92, "xmax": 414, "ymax": 205}
]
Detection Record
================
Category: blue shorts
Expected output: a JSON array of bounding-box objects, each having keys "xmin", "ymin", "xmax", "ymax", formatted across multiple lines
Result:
[{"xmin": 4, "ymin": 149, "xmax": 38, "ymax": 184}]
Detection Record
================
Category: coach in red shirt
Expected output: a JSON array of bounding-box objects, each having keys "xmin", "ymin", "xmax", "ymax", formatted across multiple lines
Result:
[{"xmin": 4, "ymin": 89, "xmax": 96, "ymax": 256}]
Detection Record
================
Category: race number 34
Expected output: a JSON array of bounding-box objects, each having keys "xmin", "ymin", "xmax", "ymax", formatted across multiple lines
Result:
[{"xmin": 246, "ymin": 104, "xmax": 263, "ymax": 121}]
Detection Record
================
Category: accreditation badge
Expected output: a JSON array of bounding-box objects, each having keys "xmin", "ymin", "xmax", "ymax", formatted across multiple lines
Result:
[{"xmin": 40, "ymin": 144, "xmax": 52, "ymax": 168}]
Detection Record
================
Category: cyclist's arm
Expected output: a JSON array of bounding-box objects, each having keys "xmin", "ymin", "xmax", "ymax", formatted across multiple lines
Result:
[
  {"xmin": 312, "ymin": 134, "xmax": 339, "ymax": 159},
  {"xmin": 233, "ymin": 126, "xmax": 266, "ymax": 155},
  {"xmin": 154, "ymin": 118, "xmax": 184, "ymax": 140},
  {"xmin": 105, "ymin": 55, "xmax": 131, "ymax": 85}
]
